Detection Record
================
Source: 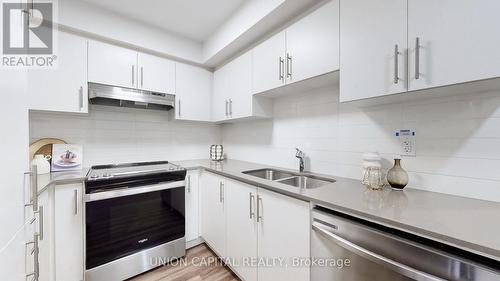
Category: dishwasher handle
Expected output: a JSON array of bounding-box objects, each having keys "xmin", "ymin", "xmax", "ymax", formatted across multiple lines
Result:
[{"xmin": 312, "ymin": 221, "xmax": 445, "ymax": 281}]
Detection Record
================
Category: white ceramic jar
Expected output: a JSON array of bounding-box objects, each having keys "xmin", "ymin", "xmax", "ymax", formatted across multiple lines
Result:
[{"xmin": 31, "ymin": 154, "xmax": 51, "ymax": 174}]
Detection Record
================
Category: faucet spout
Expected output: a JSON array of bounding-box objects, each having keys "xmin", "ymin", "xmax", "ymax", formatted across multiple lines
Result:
[{"xmin": 295, "ymin": 148, "xmax": 305, "ymax": 173}]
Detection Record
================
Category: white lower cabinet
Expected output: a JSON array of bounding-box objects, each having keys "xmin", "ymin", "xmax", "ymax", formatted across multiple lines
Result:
[
  {"xmin": 200, "ymin": 172, "xmax": 310, "ymax": 281},
  {"xmin": 37, "ymin": 189, "xmax": 53, "ymax": 281},
  {"xmin": 225, "ymin": 179, "xmax": 258, "ymax": 281},
  {"xmin": 185, "ymin": 170, "xmax": 200, "ymax": 243},
  {"xmin": 200, "ymin": 171, "xmax": 226, "ymax": 257},
  {"xmin": 257, "ymin": 188, "xmax": 310, "ymax": 281},
  {"xmin": 54, "ymin": 183, "xmax": 84, "ymax": 281}
]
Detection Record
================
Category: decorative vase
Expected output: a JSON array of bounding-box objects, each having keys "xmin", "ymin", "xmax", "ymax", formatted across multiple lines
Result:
[{"xmin": 387, "ymin": 159, "xmax": 408, "ymax": 190}]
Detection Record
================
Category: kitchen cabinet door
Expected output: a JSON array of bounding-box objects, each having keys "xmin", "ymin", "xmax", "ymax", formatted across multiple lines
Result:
[
  {"xmin": 339, "ymin": 0, "xmax": 407, "ymax": 102},
  {"xmin": 185, "ymin": 170, "xmax": 200, "ymax": 242},
  {"xmin": 252, "ymin": 31, "xmax": 286, "ymax": 94},
  {"xmin": 88, "ymin": 40, "xmax": 138, "ymax": 89},
  {"xmin": 28, "ymin": 31, "xmax": 88, "ymax": 113},
  {"xmin": 286, "ymin": 0, "xmax": 339, "ymax": 84},
  {"xmin": 176, "ymin": 63, "xmax": 212, "ymax": 121},
  {"xmin": 225, "ymin": 179, "xmax": 258, "ymax": 281},
  {"xmin": 257, "ymin": 188, "xmax": 310, "ymax": 281},
  {"xmin": 137, "ymin": 52, "xmax": 175, "ymax": 93},
  {"xmin": 212, "ymin": 66, "xmax": 229, "ymax": 121},
  {"xmin": 226, "ymin": 51, "xmax": 253, "ymax": 120},
  {"xmin": 54, "ymin": 183, "xmax": 84, "ymax": 281},
  {"xmin": 200, "ymin": 172, "xmax": 226, "ymax": 257},
  {"xmin": 37, "ymin": 190, "xmax": 53, "ymax": 281},
  {"xmin": 408, "ymin": 0, "xmax": 500, "ymax": 91}
]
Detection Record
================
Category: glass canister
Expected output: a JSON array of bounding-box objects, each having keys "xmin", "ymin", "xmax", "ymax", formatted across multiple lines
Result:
[{"xmin": 362, "ymin": 166, "xmax": 384, "ymax": 190}]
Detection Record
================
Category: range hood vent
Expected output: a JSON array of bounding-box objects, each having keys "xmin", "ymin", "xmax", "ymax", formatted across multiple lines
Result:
[{"xmin": 88, "ymin": 83, "xmax": 175, "ymax": 111}]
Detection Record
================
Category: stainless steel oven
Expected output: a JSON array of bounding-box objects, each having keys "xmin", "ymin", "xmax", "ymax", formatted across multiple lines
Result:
[
  {"xmin": 311, "ymin": 206, "xmax": 500, "ymax": 281},
  {"xmin": 85, "ymin": 161, "xmax": 186, "ymax": 281}
]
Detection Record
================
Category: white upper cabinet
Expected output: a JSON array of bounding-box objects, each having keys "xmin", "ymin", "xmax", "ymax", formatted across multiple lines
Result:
[
  {"xmin": 341, "ymin": 0, "xmax": 500, "ymax": 102},
  {"xmin": 212, "ymin": 66, "xmax": 230, "ymax": 121},
  {"xmin": 252, "ymin": 0, "xmax": 340, "ymax": 95},
  {"xmin": 226, "ymin": 51, "xmax": 253, "ymax": 120},
  {"xmin": 252, "ymin": 31, "xmax": 287, "ymax": 94},
  {"xmin": 137, "ymin": 53, "xmax": 175, "ymax": 93},
  {"xmin": 176, "ymin": 63, "xmax": 212, "ymax": 121},
  {"xmin": 339, "ymin": 0, "xmax": 407, "ymax": 102},
  {"xmin": 286, "ymin": 0, "xmax": 339, "ymax": 84},
  {"xmin": 213, "ymin": 51, "xmax": 272, "ymax": 122},
  {"xmin": 88, "ymin": 40, "xmax": 138, "ymax": 89},
  {"xmin": 28, "ymin": 31, "xmax": 88, "ymax": 113},
  {"xmin": 407, "ymin": 0, "xmax": 500, "ymax": 91}
]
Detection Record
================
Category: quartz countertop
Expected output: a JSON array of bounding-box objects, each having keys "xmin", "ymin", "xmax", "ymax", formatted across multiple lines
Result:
[
  {"xmin": 37, "ymin": 159, "xmax": 500, "ymax": 261},
  {"xmin": 37, "ymin": 168, "xmax": 88, "ymax": 193},
  {"xmin": 173, "ymin": 159, "xmax": 500, "ymax": 261}
]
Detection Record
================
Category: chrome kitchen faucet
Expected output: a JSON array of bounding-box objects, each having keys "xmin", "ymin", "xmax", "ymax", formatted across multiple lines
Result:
[{"xmin": 296, "ymin": 148, "xmax": 305, "ymax": 173}]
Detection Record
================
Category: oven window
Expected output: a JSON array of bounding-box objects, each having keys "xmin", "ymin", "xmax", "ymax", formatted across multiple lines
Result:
[{"xmin": 86, "ymin": 187, "xmax": 185, "ymax": 269}]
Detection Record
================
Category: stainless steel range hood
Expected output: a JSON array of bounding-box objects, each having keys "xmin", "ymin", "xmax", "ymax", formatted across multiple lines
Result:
[{"xmin": 88, "ymin": 83, "xmax": 175, "ymax": 111}]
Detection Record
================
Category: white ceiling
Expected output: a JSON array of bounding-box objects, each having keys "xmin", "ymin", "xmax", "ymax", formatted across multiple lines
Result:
[{"xmin": 80, "ymin": 0, "xmax": 246, "ymax": 42}]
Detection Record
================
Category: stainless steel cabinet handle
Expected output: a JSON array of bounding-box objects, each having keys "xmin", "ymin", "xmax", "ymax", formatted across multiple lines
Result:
[
  {"xmin": 286, "ymin": 53, "xmax": 292, "ymax": 79},
  {"xmin": 256, "ymin": 195, "xmax": 263, "ymax": 222},
  {"xmin": 30, "ymin": 165, "xmax": 38, "ymax": 210},
  {"xmin": 312, "ymin": 221, "xmax": 443, "ymax": 281},
  {"xmin": 219, "ymin": 182, "xmax": 224, "ymax": 203},
  {"xmin": 278, "ymin": 56, "xmax": 284, "ymax": 81},
  {"xmin": 187, "ymin": 175, "xmax": 191, "ymax": 193},
  {"xmin": 415, "ymin": 37, "xmax": 420, "ymax": 80},
  {"xmin": 229, "ymin": 99, "xmax": 233, "ymax": 116},
  {"xmin": 132, "ymin": 65, "xmax": 135, "ymax": 86},
  {"xmin": 225, "ymin": 99, "xmax": 228, "ymax": 117},
  {"xmin": 25, "ymin": 233, "xmax": 39, "ymax": 280},
  {"xmin": 37, "ymin": 206, "xmax": 43, "ymax": 241},
  {"xmin": 249, "ymin": 193, "xmax": 255, "ymax": 219},
  {"xmin": 141, "ymin": 66, "xmax": 144, "ymax": 87},
  {"xmin": 79, "ymin": 86, "xmax": 83, "ymax": 110},
  {"xmin": 394, "ymin": 44, "xmax": 399, "ymax": 84},
  {"xmin": 74, "ymin": 189, "xmax": 78, "ymax": 215},
  {"xmin": 178, "ymin": 99, "xmax": 181, "ymax": 117}
]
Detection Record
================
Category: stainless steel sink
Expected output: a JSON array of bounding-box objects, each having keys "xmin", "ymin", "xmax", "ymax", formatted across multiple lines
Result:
[
  {"xmin": 277, "ymin": 175, "xmax": 335, "ymax": 189},
  {"xmin": 242, "ymin": 168, "xmax": 335, "ymax": 189},
  {"xmin": 242, "ymin": 169, "xmax": 295, "ymax": 181}
]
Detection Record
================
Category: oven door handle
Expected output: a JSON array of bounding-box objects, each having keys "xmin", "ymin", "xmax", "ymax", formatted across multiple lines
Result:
[
  {"xmin": 85, "ymin": 181, "xmax": 185, "ymax": 202},
  {"xmin": 312, "ymin": 221, "xmax": 444, "ymax": 281}
]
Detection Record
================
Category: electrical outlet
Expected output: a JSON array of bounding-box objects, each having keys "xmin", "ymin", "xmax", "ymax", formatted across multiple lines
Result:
[{"xmin": 396, "ymin": 129, "xmax": 416, "ymax": 156}]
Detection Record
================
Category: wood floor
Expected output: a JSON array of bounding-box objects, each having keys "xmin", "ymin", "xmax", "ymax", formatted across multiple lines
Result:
[{"xmin": 129, "ymin": 244, "xmax": 240, "ymax": 281}]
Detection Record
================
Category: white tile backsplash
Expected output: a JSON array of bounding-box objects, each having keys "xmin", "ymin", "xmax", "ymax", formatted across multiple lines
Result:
[
  {"xmin": 221, "ymin": 87, "xmax": 500, "ymax": 202},
  {"xmin": 29, "ymin": 88, "xmax": 500, "ymax": 202},
  {"xmin": 29, "ymin": 105, "xmax": 221, "ymax": 167}
]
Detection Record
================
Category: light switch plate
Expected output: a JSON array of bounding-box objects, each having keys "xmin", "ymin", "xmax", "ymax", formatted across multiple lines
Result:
[{"xmin": 396, "ymin": 129, "xmax": 416, "ymax": 156}]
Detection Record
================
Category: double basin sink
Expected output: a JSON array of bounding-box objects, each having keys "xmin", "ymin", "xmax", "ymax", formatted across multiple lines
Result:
[{"xmin": 242, "ymin": 168, "xmax": 335, "ymax": 189}]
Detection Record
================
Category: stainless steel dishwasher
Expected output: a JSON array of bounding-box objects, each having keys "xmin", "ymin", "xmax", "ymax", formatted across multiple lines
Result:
[{"xmin": 311, "ymin": 206, "xmax": 500, "ymax": 281}]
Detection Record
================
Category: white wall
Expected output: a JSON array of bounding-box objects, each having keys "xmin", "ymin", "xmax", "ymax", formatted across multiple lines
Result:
[
  {"xmin": 28, "ymin": 87, "xmax": 500, "ymax": 203},
  {"xmin": 0, "ymin": 71, "xmax": 29, "ymax": 280},
  {"xmin": 29, "ymin": 106, "xmax": 220, "ymax": 166},
  {"xmin": 221, "ymin": 87, "xmax": 500, "ymax": 202},
  {"xmin": 58, "ymin": 0, "xmax": 203, "ymax": 64}
]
